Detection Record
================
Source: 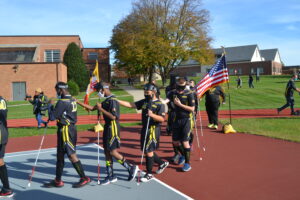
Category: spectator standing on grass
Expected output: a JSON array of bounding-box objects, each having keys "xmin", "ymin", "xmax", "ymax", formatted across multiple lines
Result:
[
  {"xmin": 25, "ymin": 88, "xmax": 48, "ymax": 128},
  {"xmin": 236, "ymin": 76, "xmax": 242, "ymax": 88},
  {"xmin": 248, "ymin": 75, "xmax": 254, "ymax": 88},
  {"xmin": 277, "ymin": 74, "xmax": 300, "ymax": 115}
]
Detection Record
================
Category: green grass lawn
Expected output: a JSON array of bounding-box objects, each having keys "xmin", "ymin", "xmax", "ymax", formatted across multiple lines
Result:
[
  {"xmin": 8, "ymin": 122, "xmax": 141, "ymax": 138},
  {"xmin": 152, "ymin": 75, "xmax": 300, "ymax": 110},
  {"xmin": 6, "ymin": 88, "xmax": 136, "ymax": 119},
  {"xmin": 220, "ymin": 117, "xmax": 300, "ymax": 142}
]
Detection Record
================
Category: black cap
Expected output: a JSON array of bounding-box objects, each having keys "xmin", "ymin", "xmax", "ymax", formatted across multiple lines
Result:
[
  {"xmin": 144, "ymin": 83, "xmax": 157, "ymax": 92},
  {"xmin": 94, "ymin": 82, "xmax": 103, "ymax": 91},
  {"xmin": 55, "ymin": 82, "xmax": 68, "ymax": 90}
]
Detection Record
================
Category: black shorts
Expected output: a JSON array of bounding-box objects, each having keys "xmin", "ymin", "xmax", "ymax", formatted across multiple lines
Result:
[
  {"xmin": 57, "ymin": 124, "xmax": 77, "ymax": 156},
  {"xmin": 0, "ymin": 144, "xmax": 6, "ymax": 158},
  {"xmin": 141, "ymin": 125, "xmax": 160, "ymax": 153},
  {"xmin": 103, "ymin": 120, "xmax": 120, "ymax": 151},
  {"xmin": 172, "ymin": 117, "xmax": 193, "ymax": 142}
]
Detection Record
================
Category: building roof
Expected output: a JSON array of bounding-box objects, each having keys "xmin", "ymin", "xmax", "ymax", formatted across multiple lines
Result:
[
  {"xmin": 260, "ymin": 49, "xmax": 278, "ymax": 61},
  {"xmin": 213, "ymin": 44, "xmax": 258, "ymax": 63}
]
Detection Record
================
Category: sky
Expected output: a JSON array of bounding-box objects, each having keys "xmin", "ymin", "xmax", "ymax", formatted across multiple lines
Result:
[{"xmin": 0, "ymin": 0, "xmax": 299, "ymax": 65}]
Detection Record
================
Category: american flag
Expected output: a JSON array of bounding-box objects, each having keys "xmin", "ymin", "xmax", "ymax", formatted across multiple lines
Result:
[{"xmin": 196, "ymin": 56, "xmax": 229, "ymax": 97}]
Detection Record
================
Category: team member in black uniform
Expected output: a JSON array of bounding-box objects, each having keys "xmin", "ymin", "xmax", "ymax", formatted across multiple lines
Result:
[
  {"xmin": 77, "ymin": 82, "xmax": 138, "ymax": 185},
  {"xmin": 0, "ymin": 97, "xmax": 14, "ymax": 197},
  {"xmin": 204, "ymin": 86, "xmax": 225, "ymax": 130},
  {"xmin": 165, "ymin": 77, "xmax": 195, "ymax": 172},
  {"xmin": 118, "ymin": 83, "xmax": 169, "ymax": 182},
  {"xmin": 165, "ymin": 75, "xmax": 177, "ymax": 136},
  {"xmin": 44, "ymin": 82, "xmax": 90, "ymax": 188},
  {"xmin": 277, "ymin": 75, "xmax": 300, "ymax": 115}
]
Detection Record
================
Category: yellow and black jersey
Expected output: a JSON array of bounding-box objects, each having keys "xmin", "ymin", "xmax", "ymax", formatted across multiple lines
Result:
[
  {"xmin": 168, "ymin": 90, "xmax": 195, "ymax": 119},
  {"xmin": 0, "ymin": 97, "xmax": 8, "ymax": 144},
  {"xmin": 135, "ymin": 99, "xmax": 165, "ymax": 127},
  {"xmin": 52, "ymin": 95, "xmax": 77, "ymax": 126},
  {"xmin": 101, "ymin": 95, "xmax": 120, "ymax": 124}
]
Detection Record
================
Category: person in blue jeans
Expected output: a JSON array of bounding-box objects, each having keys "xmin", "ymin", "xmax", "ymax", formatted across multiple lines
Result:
[{"xmin": 25, "ymin": 88, "xmax": 48, "ymax": 128}]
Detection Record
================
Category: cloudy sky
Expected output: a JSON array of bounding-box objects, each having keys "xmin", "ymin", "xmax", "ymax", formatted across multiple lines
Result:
[{"xmin": 0, "ymin": 0, "xmax": 299, "ymax": 65}]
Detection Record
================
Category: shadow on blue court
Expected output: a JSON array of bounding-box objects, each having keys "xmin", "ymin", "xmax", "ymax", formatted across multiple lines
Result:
[{"xmin": 5, "ymin": 144, "xmax": 192, "ymax": 200}]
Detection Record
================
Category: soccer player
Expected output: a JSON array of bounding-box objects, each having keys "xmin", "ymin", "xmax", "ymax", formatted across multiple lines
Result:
[
  {"xmin": 165, "ymin": 77, "xmax": 195, "ymax": 172},
  {"xmin": 77, "ymin": 82, "xmax": 138, "ymax": 185},
  {"xmin": 118, "ymin": 83, "xmax": 169, "ymax": 182},
  {"xmin": 0, "ymin": 96, "xmax": 14, "ymax": 197},
  {"xmin": 44, "ymin": 82, "xmax": 90, "ymax": 188}
]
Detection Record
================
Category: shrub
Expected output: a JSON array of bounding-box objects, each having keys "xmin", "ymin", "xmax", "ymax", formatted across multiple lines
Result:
[{"xmin": 67, "ymin": 80, "xmax": 80, "ymax": 96}]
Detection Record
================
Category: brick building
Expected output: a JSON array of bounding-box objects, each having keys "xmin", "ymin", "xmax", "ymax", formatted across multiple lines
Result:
[
  {"xmin": 0, "ymin": 35, "xmax": 110, "ymax": 100},
  {"xmin": 175, "ymin": 44, "xmax": 283, "ymax": 78}
]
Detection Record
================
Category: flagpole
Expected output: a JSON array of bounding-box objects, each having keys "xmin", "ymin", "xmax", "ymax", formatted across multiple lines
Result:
[{"xmin": 221, "ymin": 46, "xmax": 232, "ymax": 124}]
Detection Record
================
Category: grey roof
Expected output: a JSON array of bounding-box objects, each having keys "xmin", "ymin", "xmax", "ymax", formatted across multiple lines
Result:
[
  {"xmin": 213, "ymin": 44, "xmax": 258, "ymax": 63},
  {"xmin": 260, "ymin": 49, "xmax": 278, "ymax": 61}
]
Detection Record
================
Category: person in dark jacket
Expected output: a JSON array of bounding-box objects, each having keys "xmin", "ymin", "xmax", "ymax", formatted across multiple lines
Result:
[
  {"xmin": 277, "ymin": 75, "xmax": 300, "ymax": 115},
  {"xmin": 0, "ymin": 97, "xmax": 14, "ymax": 197},
  {"xmin": 248, "ymin": 75, "xmax": 254, "ymax": 88},
  {"xmin": 25, "ymin": 88, "xmax": 48, "ymax": 128},
  {"xmin": 205, "ymin": 85, "xmax": 226, "ymax": 130}
]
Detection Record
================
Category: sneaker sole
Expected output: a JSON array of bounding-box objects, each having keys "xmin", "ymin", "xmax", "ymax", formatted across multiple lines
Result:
[
  {"xmin": 182, "ymin": 166, "xmax": 192, "ymax": 172},
  {"xmin": 129, "ymin": 166, "xmax": 139, "ymax": 181},
  {"xmin": 101, "ymin": 181, "xmax": 110, "ymax": 186},
  {"xmin": 156, "ymin": 162, "xmax": 169, "ymax": 174},
  {"xmin": 0, "ymin": 193, "xmax": 15, "ymax": 198},
  {"xmin": 110, "ymin": 178, "xmax": 118, "ymax": 183}
]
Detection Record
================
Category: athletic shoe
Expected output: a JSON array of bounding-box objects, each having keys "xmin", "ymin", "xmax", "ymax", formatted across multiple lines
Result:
[
  {"xmin": 140, "ymin": 173, "xmax": 153, "ymax": 183},
  {"xmin": 156, "ymin": 161, "xmax": 169, "ymax": 174},
  {"xmin": 171, "ymin": 154, "xmax": 180, "ymax": 163},
  {"xmin": 178, "ymin": 156, "xmax": 185, "ymax": 165},
  {"xmin": 182, "ymin": 163, "xmax": 192, "ymax": 172},
  {"xmin": 213, "ymin": 125, "xmax": 218, "ymax": 130},
  {"xmin": 72, "ymin": 176, "xmax": 91, "ymax": 188},
  {"xmin": 101, "ymin": 175, "xmax": 118, "ymax": 185},
  {"xmin": 0, "ymin": 188, "xmax": 14, "ymax": 198},
  {"xmin": 43, "ymin": 179, "xmax": 64, "ymax": 188},
  {"xmin": 128, "ymin": 165, "xmax": 139, "ymax": 181},
  {"xmin": 207, "ymin": 124, "xmax": 214, "ymax": 128}
]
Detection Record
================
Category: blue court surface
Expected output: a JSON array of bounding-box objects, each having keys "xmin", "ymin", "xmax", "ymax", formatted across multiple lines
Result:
[{"xmin": 5, "ymin": 144, "xmax": 193, "ymax": 200}]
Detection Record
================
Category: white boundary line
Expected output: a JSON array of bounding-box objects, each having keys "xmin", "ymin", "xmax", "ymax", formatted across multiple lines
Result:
[{"xmin": 6, "ymin": 143, "xmax": 194, "ymax": 200}]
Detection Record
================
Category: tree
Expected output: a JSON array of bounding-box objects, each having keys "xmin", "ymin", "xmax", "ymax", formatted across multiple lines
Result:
[
  {"xmin": 110, "ymin": 0, "xmax": 215, "ymax": 85},
  {"xmin": 63, "ymin": 42, "xmax": 89, "ymax": 91}
]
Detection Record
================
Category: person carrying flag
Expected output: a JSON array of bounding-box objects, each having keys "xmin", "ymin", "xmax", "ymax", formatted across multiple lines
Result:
[
  {"xmin": 44, "ymin": 82, "xmax": 90, "ymax": 188},
  {"xmin": 77, "ymin": 82, "xmax": 139, "ymax": 185},
  {"xmin": 118, "ymin": 83, "xmax": 169, "ymax": 182}
]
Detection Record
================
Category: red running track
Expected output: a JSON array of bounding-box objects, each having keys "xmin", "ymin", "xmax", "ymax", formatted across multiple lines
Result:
[
  {"xmin": 7, "ymin": 108, "xmax": 294, "ymax": 128},
  {"xmin": 5, "ymin": 108, "xmax": 300, "ymax": 200}
]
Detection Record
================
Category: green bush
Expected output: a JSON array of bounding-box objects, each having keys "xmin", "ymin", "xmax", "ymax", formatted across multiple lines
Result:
[
  {"xmin": 63, "ymin": 42, "xmax": 89, "ymax": 91},
  {"xmin": 67, "ymin": 80, "xmax": 80, "ymax": 96}
]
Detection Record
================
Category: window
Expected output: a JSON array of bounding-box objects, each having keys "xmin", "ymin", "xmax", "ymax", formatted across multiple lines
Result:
[
  {"xmin": 0, "ymin": 48, "xmax": 35, "ymax": 63},
  {"xmin": 229, "ymin": 69, "xmax": 235, "ymax": 75},
  {"xmin": 258, "ymin": 67, "xmax": 264, "ymax": 74},
  {"xmin": 45, "ymin": 50, "xmax": 61, "ymax": 62},
  {"xmin": 88, "ymin": 52, "xmax": 98, "ymax": 60}
]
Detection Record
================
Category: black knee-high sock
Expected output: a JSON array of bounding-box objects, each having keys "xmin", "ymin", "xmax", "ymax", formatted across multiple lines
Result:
[
  {"xmin": 184, "ymin": 148, "xmax": 191, "ymax": 164},
  {"xmin": 175, "ymin": 145, "xmax": 184, "ymax": 155},
  {"xmin": 55, "ymin": 156, "xmax": 65, "ymax": 181},
  {"xmin": 72, "ymin": 160, "xmax": 86, "ymax": 178},
  {"xmin": 189, "ymin": 133, "xmax": 194, "ymax": 145},
  {"xmin": 106, "ymin": 160, "xmax": 114, "ymax": 176},
  {"xmin": 153, "ymin": 153, "xmax": 164, "ymax": 165},
  {"xmin": 145, "ymin": 156, "xmax": 154, "ymax": 174},
  {"xmin": 0, "ymin": 165, "xmax": 10, "ymax": 189},
  {"xmin": 173, "ymin": 143, "xmax": 178, "ymax": 155},
  {"xmin": 118, "ymin": 158, "xmax": 132, "ymax": 172}
]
